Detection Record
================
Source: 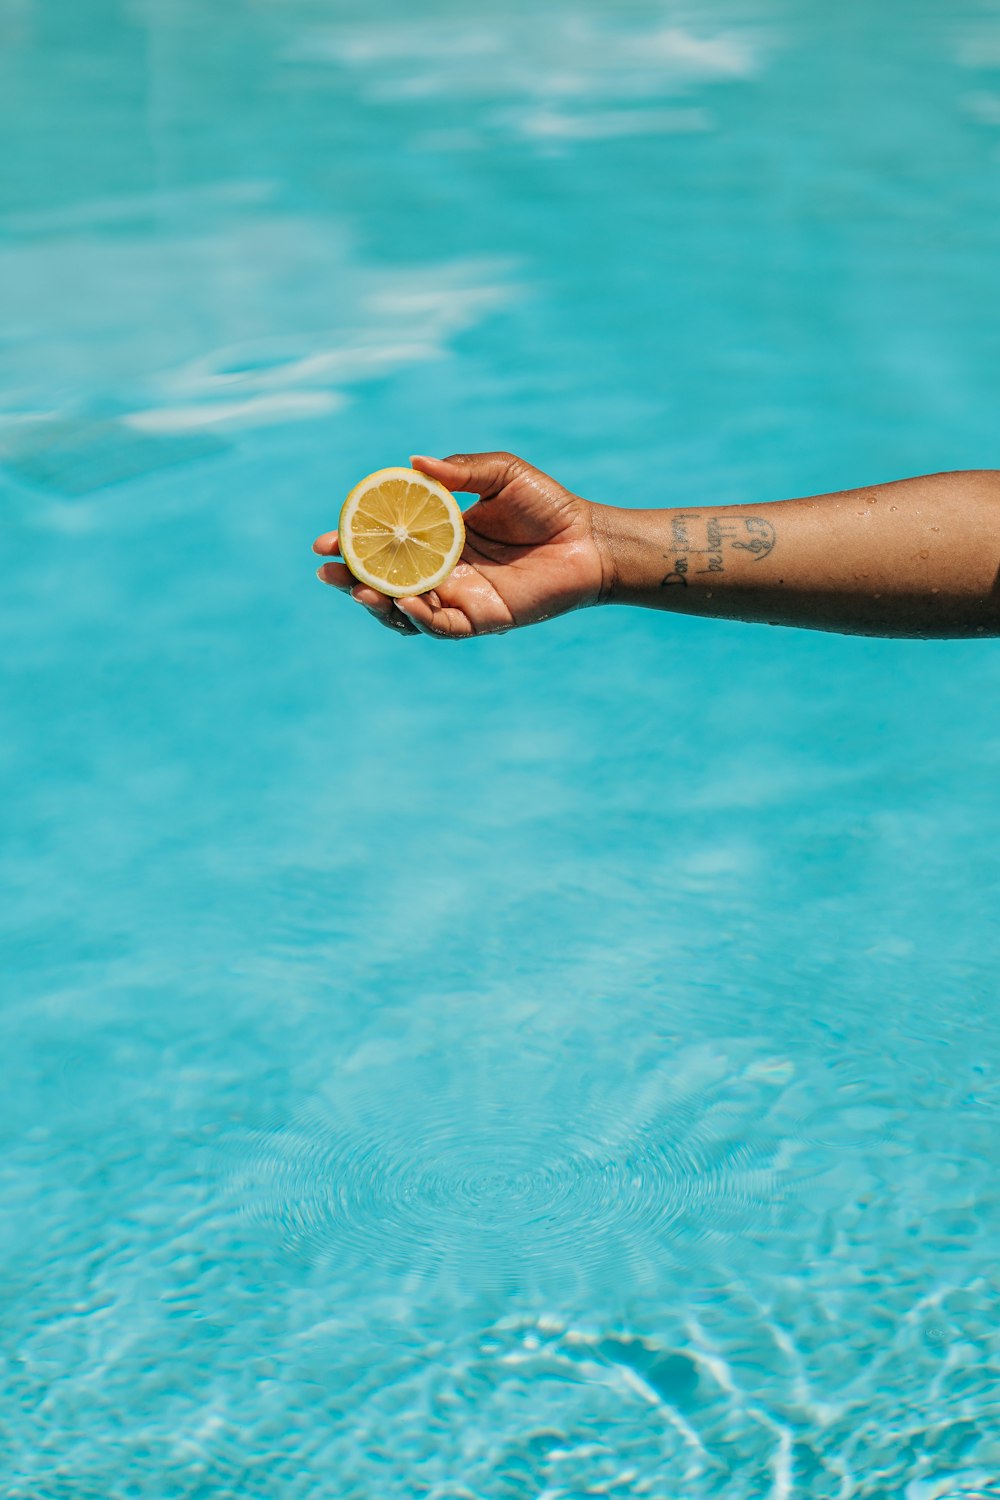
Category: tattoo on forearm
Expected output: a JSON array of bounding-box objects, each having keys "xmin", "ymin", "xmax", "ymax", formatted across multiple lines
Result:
[{"xmin": 660, "ymin": 513, "xmax": 776, "ymax": 587}]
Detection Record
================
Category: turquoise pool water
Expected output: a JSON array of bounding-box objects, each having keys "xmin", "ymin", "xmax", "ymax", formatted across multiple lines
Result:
[{"xmin": 3, "ymin": 0, "xmax": 1000, "ymax": 1492}]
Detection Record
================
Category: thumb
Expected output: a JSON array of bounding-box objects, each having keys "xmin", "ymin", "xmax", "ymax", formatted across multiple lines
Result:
[{"xmin": 410, "ymin": 451, "xmax": 525, "ymax": 501}]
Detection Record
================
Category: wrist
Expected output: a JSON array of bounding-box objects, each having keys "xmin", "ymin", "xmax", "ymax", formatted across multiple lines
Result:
[
  {"xmin": 588, "ymin": 502, "xmax": 628, "ymax": 604},
  {"xmin": 589, "ymin": 502, "xmax": 666, "ymax": 604}
]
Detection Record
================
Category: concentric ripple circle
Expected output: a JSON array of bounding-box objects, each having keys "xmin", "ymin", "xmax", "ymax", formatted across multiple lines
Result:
[{"xmin": 229, "ymin": 1042, "xmax": 804, "ymax": 1292}]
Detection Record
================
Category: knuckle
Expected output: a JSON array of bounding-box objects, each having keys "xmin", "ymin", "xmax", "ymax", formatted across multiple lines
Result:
[
  {"xmin": 427, "ymin": 615, "xmax": 460, "ymax": 639},
  {"xmin": 445, "ymin": 449, "xmax": 524, "ymax": 472},
  {"xmin": 500, "ymin": 453, "xmax": 530, "ymax": 482}
]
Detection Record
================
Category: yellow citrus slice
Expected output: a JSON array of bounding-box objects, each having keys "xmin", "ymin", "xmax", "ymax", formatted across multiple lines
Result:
[{"xmin": 338, "ymin": 467, "xmax": 466, "ymax": 598}]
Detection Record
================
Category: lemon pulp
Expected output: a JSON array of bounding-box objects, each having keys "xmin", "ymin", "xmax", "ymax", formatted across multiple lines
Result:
[{"xmin": 338, "ymin": 467, "xmax": 465, "ymax": 598}]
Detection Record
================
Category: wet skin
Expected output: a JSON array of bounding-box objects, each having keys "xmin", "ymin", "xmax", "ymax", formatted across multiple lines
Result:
[{"xmin": 315, "ymin": 453, "xmax": 1000, "ymax": 640}]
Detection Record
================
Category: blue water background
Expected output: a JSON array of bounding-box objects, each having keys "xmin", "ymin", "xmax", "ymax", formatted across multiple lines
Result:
[{"xmin": 2, "ymin": 0, "xmax": 1000, "ymax": 1492}]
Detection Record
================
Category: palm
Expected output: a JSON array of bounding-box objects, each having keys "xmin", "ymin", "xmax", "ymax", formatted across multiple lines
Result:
[{"xmin": 314, "ymin": 452, "xmax": 608, "ymax": 639}]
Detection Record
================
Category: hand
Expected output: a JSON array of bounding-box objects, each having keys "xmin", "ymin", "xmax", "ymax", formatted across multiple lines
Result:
[{"xmin": 313, "ymin": 452, "xmax": 612, "ymax": 639}]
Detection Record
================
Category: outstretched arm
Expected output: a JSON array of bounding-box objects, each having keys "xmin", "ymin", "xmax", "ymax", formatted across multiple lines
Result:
[
  {"xmin": 314, "ymin": 454, "xmax": 1000, "ymax": 639},
  {"xmin": 592, "ymin": 468, "xmax": 1000, "ymax": 637}
]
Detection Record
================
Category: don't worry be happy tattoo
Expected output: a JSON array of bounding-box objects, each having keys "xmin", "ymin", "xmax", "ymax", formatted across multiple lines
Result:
[{"xmin": 660, "ymin": 513, "xmax": 777, "ymax": 587}]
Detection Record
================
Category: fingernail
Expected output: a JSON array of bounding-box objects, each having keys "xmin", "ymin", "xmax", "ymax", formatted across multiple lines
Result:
[
  {"xmin": 409, "ymin": 454, "xmax": 437, "ymax": 466},
  {"xmin": 351, "ymin": 587, "xmax": 366, "ymax": 603},
  {"xmin": 315, "ymin": 566, "xmax": 327, "ymax": 581}
]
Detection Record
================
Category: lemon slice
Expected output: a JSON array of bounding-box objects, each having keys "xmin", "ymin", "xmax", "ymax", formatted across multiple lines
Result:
[{"xmin": 338, "ymin": 467, "xmax": 466, "ymax": 598}]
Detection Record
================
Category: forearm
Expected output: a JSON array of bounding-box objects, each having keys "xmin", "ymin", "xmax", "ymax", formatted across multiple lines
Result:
[{"xmin": 591, "ymin": 471, "xmax": 1000, "ymax": 638}]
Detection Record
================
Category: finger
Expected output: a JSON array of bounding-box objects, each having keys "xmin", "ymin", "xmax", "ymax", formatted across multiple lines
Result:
[
  {"xmin": 316, "ymin": 564, "xmax": 399, "ymax": 619},
  {"xmin": 316, "ymin": 564, "xmax": 418, "ymax": 633},
  {"xmin": 366, "ymin": 602, "xmax": 420, "ymax": 635},
  {"xmin": 352, "ymin": 583, "xmax": 420, "ymax": 635},
  {"xmin": 315, "ymin": 553, "xmax": 400, "ymax": 609},
  {"xmin": 410, "ymin": 451, "xmax": 525, "ymax": 501},
  {"xmin": 313, "ymin": 530, "xmax": 341, "ymax": 556},
  {"xmin": 395, "ymin": 595, "xmax": 473, "ymax": 639},
  {"xmin": 429, "ymin": 564, "xmax": 515, "ymax": 633},
  {"xmin": 316, "ymin": 560, "xmax": 355, "ymax": 591}
]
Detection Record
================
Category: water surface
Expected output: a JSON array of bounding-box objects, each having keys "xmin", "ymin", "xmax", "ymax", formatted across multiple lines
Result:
[{"xmin": 2, "ymin": 0, "xmax": 1000, "ymax": 1493}]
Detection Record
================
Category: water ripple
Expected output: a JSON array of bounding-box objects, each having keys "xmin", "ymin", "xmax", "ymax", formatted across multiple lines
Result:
[{"xmin": 229, "ymin": 1044, "xmax": 802, "ymax": 1292}]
